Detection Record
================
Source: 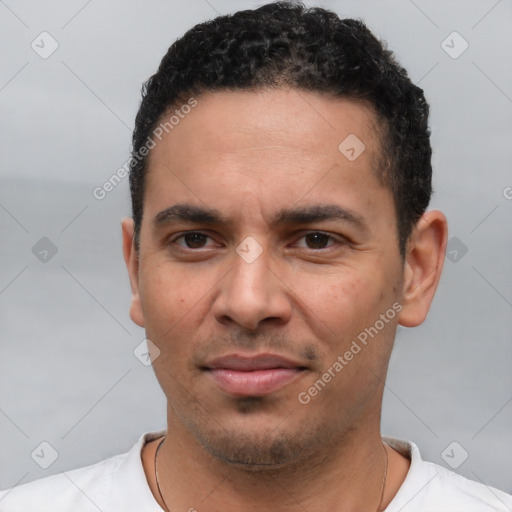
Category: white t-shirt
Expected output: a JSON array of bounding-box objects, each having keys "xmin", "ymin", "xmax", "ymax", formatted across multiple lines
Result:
[{"xmin": 1, "ymin": 431, "xmax": 511, "ymax": 511}]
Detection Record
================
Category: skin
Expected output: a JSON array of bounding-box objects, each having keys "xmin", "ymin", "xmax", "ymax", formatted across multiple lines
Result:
[{"xmin": 122, "ymin": 88, "xmax": 447, "ymax": 511}]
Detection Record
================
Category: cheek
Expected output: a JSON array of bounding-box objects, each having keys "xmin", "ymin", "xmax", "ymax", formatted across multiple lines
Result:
[
  {"xmin": 297, "ymin": 270, "xmax": 386, "ymax": 337},
  {"xmin": 138, "ymin": 262, "xmax": 203, "ymax": 339},
  {"xmin": 138, "ymin": 265, "xmax": 205, "ymax": 390}
]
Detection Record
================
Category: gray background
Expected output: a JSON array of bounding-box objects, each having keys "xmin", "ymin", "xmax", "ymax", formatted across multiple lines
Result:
[{"xmin": 1, "ymin": 0, "xmax": 511, "ymax": 495}]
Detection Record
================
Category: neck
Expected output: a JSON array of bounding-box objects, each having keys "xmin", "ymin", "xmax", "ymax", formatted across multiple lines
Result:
[{"xmin": 147, "ymin": 415, "xmax": 405, "ymax": 512}]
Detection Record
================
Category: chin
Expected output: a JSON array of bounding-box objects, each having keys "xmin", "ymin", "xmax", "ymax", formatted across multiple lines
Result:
[
  {"xmin": 180, "ymin": 404, "xmax": 337, "ymax": 471},
  {"xmin": 200, "ymin": 429, "xmax": 304, "ymax": 469}
]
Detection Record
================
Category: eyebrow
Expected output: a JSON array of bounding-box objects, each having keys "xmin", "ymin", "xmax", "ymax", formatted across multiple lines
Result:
[{"xmin": 154, "ymin": 203, "xmax": 367, "ymax": 231}]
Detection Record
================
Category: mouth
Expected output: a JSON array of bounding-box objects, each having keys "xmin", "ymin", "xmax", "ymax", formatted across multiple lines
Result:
[{"xmin": 202, "ymin": 353, "xmax": 308, "ymax": 397}]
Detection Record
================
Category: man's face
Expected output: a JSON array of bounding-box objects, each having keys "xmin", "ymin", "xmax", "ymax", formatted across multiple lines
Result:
[{"xmin": 129, "ymin": 89, "xmax": 405, "ymax": 467}]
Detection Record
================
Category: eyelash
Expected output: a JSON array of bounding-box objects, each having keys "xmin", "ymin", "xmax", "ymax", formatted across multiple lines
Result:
[{"xmin": 169, "ymin": 231, "xmax": 344, "ymax": 251}]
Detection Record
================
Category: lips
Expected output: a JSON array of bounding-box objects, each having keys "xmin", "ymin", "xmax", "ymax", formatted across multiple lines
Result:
[{"xmin": 203, "ymin": 353, "xmax": 307, "ymax": 397}]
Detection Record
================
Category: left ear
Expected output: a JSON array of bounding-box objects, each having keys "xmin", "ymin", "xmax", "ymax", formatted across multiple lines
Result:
[
  {"xmin": 122, "ymin": 217, "xmax": 145, "ymax": 328},
  {"xmin": 397, "ymin": 210, "xmax": 448, "ymax": 327}
]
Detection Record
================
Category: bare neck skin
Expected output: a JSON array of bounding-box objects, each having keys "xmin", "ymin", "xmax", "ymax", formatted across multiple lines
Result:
[{"xmin": 141, "ymin": 411, "xmax": 410, "ymax": 511}]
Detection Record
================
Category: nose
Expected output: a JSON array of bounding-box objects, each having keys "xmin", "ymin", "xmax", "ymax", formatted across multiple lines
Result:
[{"xmin": 212, "ymin": 241, "xmax": 292, "ymax": 331}]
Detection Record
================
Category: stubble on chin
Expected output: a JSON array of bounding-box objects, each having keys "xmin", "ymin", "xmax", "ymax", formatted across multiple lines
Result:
[{"xmin": 176, "ymin": 399, "xmax": 340, "ymax": 473}]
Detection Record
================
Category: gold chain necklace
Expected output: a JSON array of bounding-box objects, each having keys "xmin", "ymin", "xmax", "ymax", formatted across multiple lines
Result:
[{"xmin": 154, "ymin": 436, "xmax": 388, "ymax": 511}]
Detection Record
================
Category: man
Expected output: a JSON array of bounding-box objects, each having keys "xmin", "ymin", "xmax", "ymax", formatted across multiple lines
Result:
[{"xmin": 1, "ymin": 2, "xmax": 511, "ymax": 511}]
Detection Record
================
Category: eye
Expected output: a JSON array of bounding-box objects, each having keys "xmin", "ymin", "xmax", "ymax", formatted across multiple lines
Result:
[
  {"xmin": 172, "ymin": 232, "xmax": 217, "ymax": 249},
  {"xmin": 294, "ymin": 232, "xmax": 341, "ymax": 250}
]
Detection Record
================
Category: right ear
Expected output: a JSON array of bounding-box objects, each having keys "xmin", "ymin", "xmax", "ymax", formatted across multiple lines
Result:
[
  {"xmin": 121, "ymin": 218, "xmax": 145, "ymax": 327},
  {"xmin": 397, "ymin": 210, "xmax": 447, "ymax": 327}
]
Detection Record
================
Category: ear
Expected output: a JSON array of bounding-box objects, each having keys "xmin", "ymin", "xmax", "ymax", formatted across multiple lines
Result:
[
  {"xmin": 398, "ymin": 210, "xmax": 448, "ymax": 327},
  {"xmin": 121, "ymin": 218, "xmax": 145, "ymax": 327}
]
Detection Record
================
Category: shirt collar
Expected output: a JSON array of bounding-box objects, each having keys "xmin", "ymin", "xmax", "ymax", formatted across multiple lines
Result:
[
  {"xmin": 113, "ymin": 429, "xmax": 167, "ymax": 511},
  {"xmin": 382, "ymin": 436, "xmax": 438, "ymax": 511}
]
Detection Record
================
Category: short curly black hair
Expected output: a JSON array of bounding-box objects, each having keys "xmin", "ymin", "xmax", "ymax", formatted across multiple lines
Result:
[{"xmin": 129, "ymin": 1, "xmax": 432, "ymax": 257}]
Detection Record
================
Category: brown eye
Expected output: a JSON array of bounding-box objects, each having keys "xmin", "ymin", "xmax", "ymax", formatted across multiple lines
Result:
[
  {"xmin": 294, "ymin": 232, "xmax": 338, "ymax": 250},
  {"xmin": 304, "ymin": 232, "xmax": 331, "ymax": 249},
  {"xmin": 173, "ymin": 232, "xmax": 213, "ymax": 249},
  {"xmin": 184, "ymin": 233, "xmax": 208, "ymax": 248}
]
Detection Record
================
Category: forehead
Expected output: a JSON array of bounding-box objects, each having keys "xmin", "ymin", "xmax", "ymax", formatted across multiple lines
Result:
[
  {"xmin": 143, "ymin": 88, "xmax": 392, "ymax": 230},
  {"xmin": 151, "ymin": 89, "xmax": 382, "ymax": 167}
]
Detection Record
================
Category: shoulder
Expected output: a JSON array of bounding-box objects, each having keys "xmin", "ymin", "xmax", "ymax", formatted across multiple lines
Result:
[
  {"xmin": 0, "ymin": 453, "xmax": 124, "ymax": 512},
  {"xmin": 0, "ymin": 431, "xmax": 165, "ymax": 512},
  {"xmin": 413, "ymin": 459, "xmax": 512, "ymax": 511},
  {"xmin": 384, "ymin": 437, "xmax": 512, "ymax": 512}
]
